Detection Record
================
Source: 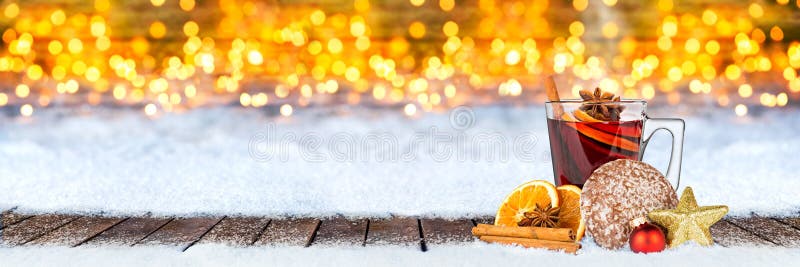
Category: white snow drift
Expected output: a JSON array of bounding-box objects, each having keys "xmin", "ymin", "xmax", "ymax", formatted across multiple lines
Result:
[{"xmin": 1, "ymin": 105, "xmax": 798, "ymax": 217}]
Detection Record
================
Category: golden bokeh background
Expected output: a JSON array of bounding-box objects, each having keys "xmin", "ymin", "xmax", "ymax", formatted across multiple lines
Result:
[{"xmin": 0, "ymin": 0, "xmax": 798, "ymax": 117}]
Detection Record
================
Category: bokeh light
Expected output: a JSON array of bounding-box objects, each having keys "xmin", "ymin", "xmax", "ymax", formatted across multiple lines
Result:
[{"xmin": 0, "ymin": 0, "xmax": 796, "ymax": 118}]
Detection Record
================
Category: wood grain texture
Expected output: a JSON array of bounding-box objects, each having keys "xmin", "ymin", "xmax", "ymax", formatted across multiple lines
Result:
[
  {"xmin": 0, "ymin": 215, "xmax": 78, "ymax": 246},
  {"xmin": 728, "ymin": 217, "xmax": 800, "ymax": 247},
  {"xmin": 2, "ymin": 213, "xmax": 798, "ymax": 249},
  {"xmin": 710, "ymin": 219, "xmax": 774, "ymax": 247},
  {"xmin": 312, "ymin": 217, "xmax": 367, "ymax": 246},
  {"xmin": 29, "ymin": 217, "xmax": 125, "ymax": 246},
  {"xmin": 198, "ymin": 217, "xmax": 271, "ymax": 247},
  {"xmin": 420, "ymin": 218, "xmax": 475, "ymax": 245},
  {"xmin": 136, "ymin": 217, "xmax": 223, "ymax": 250},
  {"xmin": 255, "ymin": 218, "xmax": 320, "ymax": 247},
  {"xmin": 82, "ymin": 217, "xmax": 172, "ymax": 246},
  {"xmin": 365, "ymin": 217, "xmax": 421, "ymax": 247},
  {"xmin": 1, "ymin": 209, "xmax": 33, "ymax": 230},
  {"xmin": 778, "ymin": 217, "xmax": 800, "ymax": 230}
]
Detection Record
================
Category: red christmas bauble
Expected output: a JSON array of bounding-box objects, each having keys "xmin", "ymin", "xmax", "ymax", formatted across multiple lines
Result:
[{"xmin": 629, "ymin": 218, "xmax": 666, "ymax": 253}]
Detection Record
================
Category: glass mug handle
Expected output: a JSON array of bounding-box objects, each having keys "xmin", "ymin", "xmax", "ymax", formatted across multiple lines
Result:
[{"xmin": 640, "ymin": 117, "xmax": 685, "ymax": 189}]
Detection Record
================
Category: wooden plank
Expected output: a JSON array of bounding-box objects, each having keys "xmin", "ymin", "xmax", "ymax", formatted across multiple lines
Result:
[
  {"xmin": 136, "ymin": 217, "xmax": 223, "ymax": 250},
  {"xmin": 312, "ymin": 217, "xmax": 367, "ymax": 246},
  {"xmin": 0, "ymin": 215, "xmax": 78, "ymax": 246},
  {"xmin": 472, "ymin": 216, "xmax": 494, "ymax": 226},
  {"xmin": 365, "ymin": 217, "xmax": 421, "ymax": 247},
  {"xmin": 778, "ymin": 217, "xmax": 800, "ymax": 231},
  {"xmin": 255, "ymin": 218, "xmax": 320, "ymax": 247},
  {"xmin": 1, "ymin": 209, "xmax": 32, "ymax": 229},
  {"xmin": 728, "ymin": 217, "xmax": 800, "ymax": 247},
  {"xmin": 1, "ymin": 209, "xmax": 32, "ymax": 230},
  {"xmin": 420, "ymin": 218, "xmax": 475, "ymax": 245},
  {"xmin": 710, "ymin": 219, "xmax": 774, "ymax": 247},
  {"xmin": 198, "ymin": 217, "xmax": 271, "ymax": 247},
  {"xmin": 29, "ymin": 217, "xmax": 125, "ymax": 246},
  {"xmin": 82, "ymin": 217, "xmax": 172, "ymax": 246}
]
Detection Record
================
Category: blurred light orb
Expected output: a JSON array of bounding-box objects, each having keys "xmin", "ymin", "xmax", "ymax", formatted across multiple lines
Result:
[
  {"xmin": 439, "ymin": 0, "xmax": 455, "ymax": 11},
  {"xmin": 702, "ymin": 9, "xmax": 717, "ymax": 25},
  {"xmin": 16, "ymin": 84, "xmax": 30, "ymax": 98},
  {"xmin": 770, "ymin": 26, "xmax": 784, "ymax": 41},
  {"xmin": 569, "ymin": 21, "xmax": 584, "ymax": 37},
  {"xmin": 240, "ymin": 93, "xmax": 252, "ymax": 107},
  {"xmin": 20, "ymin": 104, "xmax": 33, "ymax": 116},
  {"xmin": 4, "ymin": 3, "xmax": 19, "ymax": 18},
  {"xmin": 179, "ymin": 0, "xmax": 195, "ymax": 11},
  {"xmin": 350, "ymin": 19, "xmax": 366, "ymax": 37},
  {"xmin": 403, "ymin": 103, "xmax": 417, "ymax": 116},
  {"xmin": 573, "ymin": 0, "xmax": 588, "ymax": 11},
  {"xmin": 705, "ymin": 40, "xmax": 720, "ymax": 55},
  {"xmin": 684, "ymin": 38, "xmax": 700, "ymax": 54},
  {"xmin": 183, "ymin": 21, "xmax": 199, "ymax": 37},
  {"xmin": 27, "ymin": 65, "xmax": 43, "ymax": 80},
  {"xmin": 410, "ymin": 0, "xmax": 425, "ymax": 7},
  {"xmin": 748, "ymin": 3, "xmax": 763, "ymax": 18},
  {"xmin": 734, "ymin": 104, "xmax": 747, "ymax": 116},
  {"xmin": 310, "ymin": 10, "xmax": 326, "ymax": 25},
  {"xmin": 68, "ymin": 38, "xmax": 83, "ymax": 54},
  {"xmin": 443, "ymin": 21, "xmax": 459, "ymax": 37},
  {"xmin": 602, "ymin": 22, "xmax": 619, "ymax": 38},
  {"xmin": 280, "ymin": 104, "xmax": 293, "ymax": 117},
  {"xmin": 505, "ymin": 50, "xmax": 521, "ymax": 65},
  {"xmin": 328, "ymin": 38, "xmax": 343, "ymax": 54},
  {"xmin": 144, "ymin": 104, "xmax": 157, "ymax": 116},
  {"xmin": 738, "ymin": 83, "xmax": 753, "ymax": 98},
  {"xmin": 247, "ymin": 51, "xmax": 264, "ymax": 65},
  {"xmin": 776, "ymin": 93, "xmax": 788, "ymax": 106},
  {"xmin": 409, "ymin": 22, "xmax": 426, "ymax": 39},
  {"xmin": 50, "ymin": 10, "xmax": 66, "ymax": 25},
  {"xmin": 96, "ymin": 36, "xmax": 111, "ymax": 51},
  {"xmin": 149, "ymin": 21, "xmax": 167, "ymax": 39}
]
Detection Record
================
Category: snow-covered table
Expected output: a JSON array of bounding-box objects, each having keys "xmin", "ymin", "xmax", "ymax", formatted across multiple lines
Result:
[
  {"xmin": 2, "ymin": 106, "xmax": 800, "ymax": 264},
  {"xmin": 2, "ymin": 209, "xmax": 799, "ymax": 251}
]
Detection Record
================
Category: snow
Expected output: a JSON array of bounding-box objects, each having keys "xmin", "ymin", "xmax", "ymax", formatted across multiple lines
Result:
[
  {"xmin": 0, "ymin": 243, "xmax": 798, "ymax": 266},
  {"xmin": 0, "ymin": 105, "xmax": 798, "ymax": 217}
]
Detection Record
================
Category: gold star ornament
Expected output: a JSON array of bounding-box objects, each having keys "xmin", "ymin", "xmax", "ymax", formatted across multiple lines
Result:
[{"xmin": 647, "ymin": 187, "xmax": 728, "ymax": 248}]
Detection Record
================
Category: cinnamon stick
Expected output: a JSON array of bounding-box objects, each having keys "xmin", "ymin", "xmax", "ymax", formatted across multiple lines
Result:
[
  {"xmin": 544, "ymin": 76, "xmax": 564, "ymax": 117},
  {"xmin": 479, "ymin": 235, "xmax": 581, "ymax": 253},
  {"xmin": 544, "ymin": 76, "xmax": 561, "ymax": 101},
  {"xmin": 472, "ymin": 224, "xmax": 575, "ymax": 242}
]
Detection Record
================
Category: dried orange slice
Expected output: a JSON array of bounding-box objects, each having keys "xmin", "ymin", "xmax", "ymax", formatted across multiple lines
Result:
[
  {"xmin": 556, "ymin": 185, "xmax": 586, "ymax": 241},
  {"xmin": 573, "ymin": 123, "xmax": 640, "ymax": 152},
  {"xmin": 494, "ymin": 180, "xmax": 559, "ymax": 227}
]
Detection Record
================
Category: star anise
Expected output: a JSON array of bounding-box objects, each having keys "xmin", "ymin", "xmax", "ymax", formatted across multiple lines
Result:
[
  {"xmin": 578, "ymin": 88, "xmax": 625, "ymax": 121},
  {"xmin": 517, "ymin": 203, "xmax": 560, "ymax": 228}
]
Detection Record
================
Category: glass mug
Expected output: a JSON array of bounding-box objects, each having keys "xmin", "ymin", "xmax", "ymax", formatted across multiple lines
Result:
[{"xmin": 545, "ymin": 100, "xmax": 684, "ymax": 189}]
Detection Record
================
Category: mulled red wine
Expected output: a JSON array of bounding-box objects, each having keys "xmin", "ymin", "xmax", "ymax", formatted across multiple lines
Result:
[{"xmin": 547, "ymin": 118, "xmax": 643, "ymax": 188}]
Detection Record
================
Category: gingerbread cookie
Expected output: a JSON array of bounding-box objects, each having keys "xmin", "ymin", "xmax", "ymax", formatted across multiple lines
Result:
[{"xmin": 581, "ymin": 159, "xmax": 678, "ymax": 249}]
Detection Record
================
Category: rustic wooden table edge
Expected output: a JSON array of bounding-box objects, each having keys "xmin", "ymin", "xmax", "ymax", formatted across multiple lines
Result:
[{"xmin": 3, "ymin": 211, "xmax": 798, "ymax": 251}]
